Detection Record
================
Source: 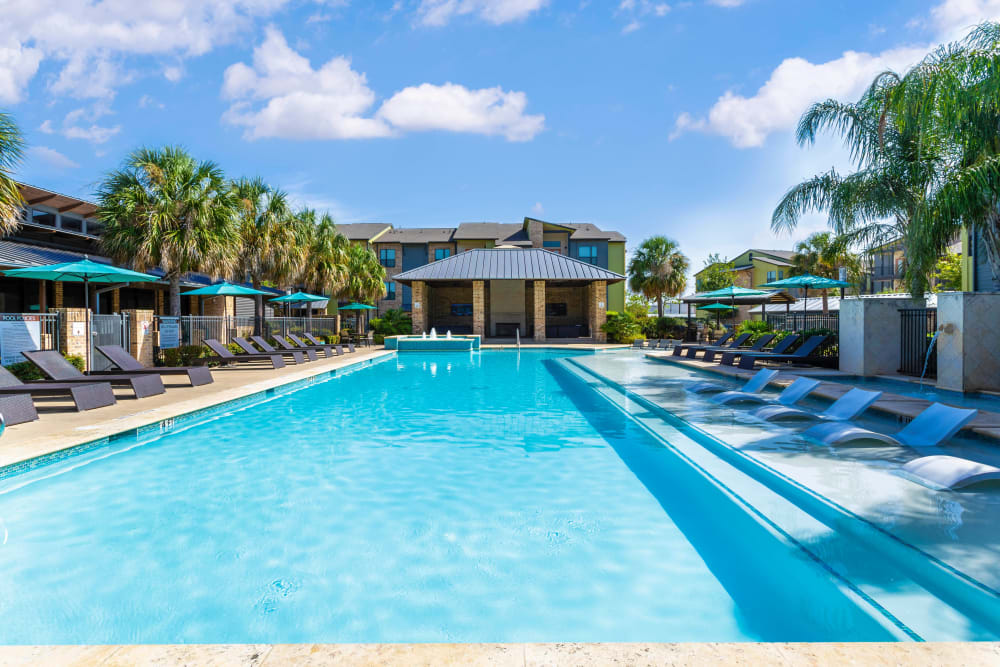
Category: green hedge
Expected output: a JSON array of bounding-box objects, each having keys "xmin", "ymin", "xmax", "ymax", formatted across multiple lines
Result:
[{"xmin": 5, "ymin": 353, "xmax": 85, "ymax": 381}]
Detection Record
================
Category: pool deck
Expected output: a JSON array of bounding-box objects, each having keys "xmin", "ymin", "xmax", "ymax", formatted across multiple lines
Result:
[
  {"xmin": 644, "ymin": 351, "xmax": 1000, "ymax": 442},
  {"xmin": 2, "ymin": 641, "xmax": 998, "ymax": 665},
  {"xmin": 0, "ymin": 348, "xmax": 395, "ymax": 470}
]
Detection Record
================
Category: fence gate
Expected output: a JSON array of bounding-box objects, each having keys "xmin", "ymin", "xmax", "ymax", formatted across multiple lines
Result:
[
  {"xmin": 91, "ymin": 314, "xmax": 126, "ymax": 371},
  {"xmin": 899, "ymin": 308, "xmax": 937, "ymax": 378}
]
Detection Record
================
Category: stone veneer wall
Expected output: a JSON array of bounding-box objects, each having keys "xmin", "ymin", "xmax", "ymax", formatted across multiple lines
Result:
[
  {"xmin": 427, "ymin": 285, "xmax": 474, "ymax": 330},
  {"xmin": 544, "ymin": 286, "xmax": 586, "ymax": 327},
  {"xmin": 411, "ymin": 281, "xmax": 428, "ymax": 334},
  {"xmin": 52, "ymin": 307, "xmax": 88, "ymax": 365},
  {"xmin": 124, "ymin": 309, "xmax": 155, "ymax": 366},
  {"xmin": 935, "ymin": 292, "xmax": 1000, "ymax": 392},
  {"xmin": 533, "ymin": 281, "xmax": 546, "ymax": 341},
  {"xmin": 202, "ymin": 295, "xmax": 236, "ymax": 318},
  {"xmin": 472, "ymin": 281, "xmax": 486, "ymax": 336},
  {"xmin": 590, "ymin": 280, "xmax": 607, "ymax": 342},
  {"xmin": 427, "ymin": 243, "xmax": 457, "ymax": 263}
]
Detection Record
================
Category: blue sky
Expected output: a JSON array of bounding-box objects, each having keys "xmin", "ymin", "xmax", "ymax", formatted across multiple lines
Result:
[{"xmin": 5, "ymin": 0, "xmax": 1000, "ymax": 284}]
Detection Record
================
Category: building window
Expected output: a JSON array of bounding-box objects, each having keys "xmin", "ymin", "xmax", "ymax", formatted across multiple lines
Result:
[
  {"xmin": 778, "ymin": 270, "xmax": 784, "ymax": 280},
  {"xmin": 61, "ymin": 215, "xmax": 83, "ymax": 233},
  {"xmin": 578, "ymin": 245, "xmax": 598, "ymax": 265},
  {"xmin": 766, "ymin": 270, "xmax": 776, "ymax": 282},
  {"xmin": 451, "ymin": 303, "xmax": 473, "ymax": 317},
  {"xmin": 545, "ymin": 302, "xmax": 568, "ymax": 317},
  {"xmin": 379, "ymin": 248, "xmax": 396, "ymax": 267},
  {"xmin": 31, "ymin": 209, "xmax": 56, "ymax": 226},
  {"xmin": 542, "ymin": 241, "xmax": 562, "ymax": 251},
  {"xmin": 384, "ymin": 281, "xmax": 396, "ymax": 300},
  {"xmin": 434, "ymin": 248, "xmax": 451, "ymax": 261}
]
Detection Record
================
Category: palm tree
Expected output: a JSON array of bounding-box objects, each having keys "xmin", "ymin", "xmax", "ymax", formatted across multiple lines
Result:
[
  {"xmin": 0, "ymin": 112, "xmax": 25, "ymax": 236},
  {"xmin": 98, "ymin": 146, "xmax": 239, "ymax": 317},
  {"xmin": 887, "ymin": 23, "xmax": 1000, "ymax": 291},
  {"xmin": 627, "ymin": 236, "xmax": 689, "ymax": 317},
  {"xmin": 772, "ymin": 71, "xmax": 946, "ymax": 294},
  {"xmin": 299, "ymin": 208, "xmax": 349, "ymax": 304},
  {"xmin": 790, "ymin": 232, "xmax": 863, "ymax": 313},
  {"xmin": 338, "ymin": 243, "xmax": 386, "ymax": 332},
  {"xmin": 231, "ymin": 177, "xmax": 302, "ymax": 332}
]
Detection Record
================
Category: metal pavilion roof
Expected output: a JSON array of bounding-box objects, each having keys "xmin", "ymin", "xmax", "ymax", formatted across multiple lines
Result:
[{"xmin": 393, "ymin": 248, "xmax": 625, "ymax": 283}]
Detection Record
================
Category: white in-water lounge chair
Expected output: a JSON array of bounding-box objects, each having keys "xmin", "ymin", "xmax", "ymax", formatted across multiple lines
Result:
[
  {"xmin": 752, "ymin": 387, "xmax": 882, "ymax": 422},
  {"xmin": 801, "ymin": 402, "xmax": 978, "ymax": 447},
  {"xmin": 901, "ymin": 455, "xmax": 1000, "ymax": 490},
  {"xmin": 712, "ymin": 376, "xmax": 821, "ymax": 406},
  {"xmin": 687, "ymin": 368, "xmax": 778, "ymax": 395}
]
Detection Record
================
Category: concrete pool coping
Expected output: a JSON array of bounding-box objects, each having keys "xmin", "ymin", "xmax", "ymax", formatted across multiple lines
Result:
[
  {"xmin": 2, "ymin": 642, "xmax": 998, "ymax": 664},
  {"xmin": 643, "ymin": 351, "xmax": 1000, "ymax": 443}
]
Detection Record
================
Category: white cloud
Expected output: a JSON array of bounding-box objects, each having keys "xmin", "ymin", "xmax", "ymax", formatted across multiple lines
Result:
[
  {"xmin": 28, "ymin": 146, "xmax": 80, "ymax": 170},
  {"xmin": 39, "ymin": 120, "xmax": 55, "ymax": 134},
  {"xmin": 531, "ymin": 201, "xmax": 544, "ymax": 215},
  {"xmin": 163, "ymin": 65, "xmax": 184, "ymax": 82},
  {"xmin": 223, "ymin": 28, "xmax": 544, "ymax": 142},
  {"xmin": 138, "ymin": 94, "xmax": 164, "ymax": 109},
  {"xmin": 0, "ymin": 37, "xmax": 42, "ymax": 104},
  {"xmin": 622, "ymin": 20, "xmax": 641, "ymax": 33},
  {"xmin": 671, "ymin": 0, "xmax": 1000, "ymax": 148},
  {"xmin": 615, "ymin": 0, "xmax": 670, "ymax": 33},
  {"xmin": 58, "ymin": 104, "xmax": 122, "ymax": 144},
  {"xmin": 416, "ymin": 0, "xmax": 548, "ymax": 26},
  {"xmin": 0, "ymin": 0, "xmax": 291, "ymax": 102},
  {"xmin": 707, "ymin": 0, "xmax": 745, "ymax": 7},
  {"xmin": 377, "ymin": 83, "xmax": 544, "ymax": 141}
]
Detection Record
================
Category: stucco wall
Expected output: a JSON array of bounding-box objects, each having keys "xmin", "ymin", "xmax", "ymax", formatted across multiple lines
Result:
[{"xmin": 936, "ymin": 292, "xmax": 1000, "ymax": 392}]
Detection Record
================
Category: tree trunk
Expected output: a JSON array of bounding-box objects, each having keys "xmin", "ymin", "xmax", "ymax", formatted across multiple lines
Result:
[
  {"xmin": 980, "ymin": 213, "xmax": 1000, "ymax": 288},
  {"xmin": 253, "ymin": 278, "xmax": 263, "ymax": 336},
  {"xmin": 821, "ymin": 289, "xmax": 829, "ymax": 315},
  {"xmin": 169, "ymin": 275, "xmax": 181, "ymax": 317},
  {"xmin": 656, "ymin": 294, "xmax": 663, "ymax": 318}
]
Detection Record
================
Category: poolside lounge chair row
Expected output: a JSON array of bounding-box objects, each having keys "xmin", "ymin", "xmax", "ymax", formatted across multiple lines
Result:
[
  {"xmin": 0, "ymin": 333, "xmax": 357, "ymax": 426},
  {"xmin": 688, "ymin": 369, "xmax": 993, "ymax": 489},
  {"xmin": 670, "ymin": 333, "xmax": 828, "ymax": 371},
  {"xmin": 631, "ymin": 339, "xmax": 680, "ymax": 350}
]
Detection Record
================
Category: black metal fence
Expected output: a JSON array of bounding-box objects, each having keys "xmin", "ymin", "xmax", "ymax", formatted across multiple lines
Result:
[
  {"xmin": 899, "ymin": 308, "xmax": 937, "ymax": 377},
  {"xmin": 764, "ymin": 313, "xmax": 840, "ymax": 333}
]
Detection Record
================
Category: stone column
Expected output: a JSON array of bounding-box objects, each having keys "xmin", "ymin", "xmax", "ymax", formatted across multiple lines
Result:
[
  {"xmin": 53, "ymin": 282, "xmax": 64, "ymax": 308},
  {"xmin": 472, "ymin": 280, "xmax": 486, "ymax": 337},
  {"xmin": 123, "ymin": 309, "xmax": 155, "ymax": 366},
  {"xmin": 533, "ymin": 280, "xmax": 546, "ymax": 341},
  {"xmin": 38, "ymin": 280, "xmax": 47, "ymax": 312},
  {"xmin": 411, "ymin": 281, "xmax": 428, "ymax": 334},
  {"xmin": 936, "ymin": 292, "xmax": 1000, "ymax": 392},
  {"xmin": 590, "ymin": 280, "xmax": 608, "ymax": 342},
  {"xmin": 839, "ymin": 296, "xmax": 923, "ymax": 375},
  {"xmin": 52, "ymin": 307, "xmax": 89, "ymax": 367},
  {"xmin": 155, "ymin": 290, "xmax": 165, "ymax": 315},
  {"xmin": 111, "ymin": 288, "xmax": 120, "ymax": 313},
  {"xmin": 188, "ymin": 295, "xmax": 199, "ymax": 315}
]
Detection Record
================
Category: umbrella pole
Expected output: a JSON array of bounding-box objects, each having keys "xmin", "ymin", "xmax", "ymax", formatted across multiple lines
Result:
[
  {"xmin": 84, "ymin": 276, "xmax": 90, "ymax": 372},
  {"xmin": 803, "ymin": 287, "xmax": 808, "ymax": 331}
]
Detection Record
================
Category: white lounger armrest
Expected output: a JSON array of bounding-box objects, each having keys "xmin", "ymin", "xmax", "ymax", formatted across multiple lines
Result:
[
  {"xmin": 752, "ymin": 404, "xmax": 818, "ymax": 421},
  {"xmin": 687, "ymin": 382, "xmax": 727, "ymax": 394},
  {"xmin": 901, "ymin": 455, "xmax": 1000, "ymax": 490},
  {"xmin": 801, "ymin": 421, "xmax": 902, "ymax": 446}
]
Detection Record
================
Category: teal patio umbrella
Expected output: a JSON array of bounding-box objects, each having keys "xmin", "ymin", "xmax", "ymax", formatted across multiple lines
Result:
[
  {"xmin": 697, "ymin": 285, "xmax": 771, "ymax": 327},
  {"xmin": 181, "ymin": 281, "xmax": 271, "ymax": 297},
  {"xmin": 270, "ymin": 291, "xmax": 328, "ymax": 320},
  {"xmin": 698, "ymin": 301, "xmax": 735, "ymax": 327},
  {"xmin": 3, "ymin": 256, "xmax": 159, "ymax": 370},
  {"xmin": 338, "ymin": 302, "xmax": 377, "ymax": 333},
  {"xmin": 759, "ymin": 273, "xmax": 851, "ymax": 324}
]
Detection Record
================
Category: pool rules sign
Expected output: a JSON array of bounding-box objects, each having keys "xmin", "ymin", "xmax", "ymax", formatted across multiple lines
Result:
[{"xmin": 0, "ymin": 314, "xmax": 41, "ymax": 366}]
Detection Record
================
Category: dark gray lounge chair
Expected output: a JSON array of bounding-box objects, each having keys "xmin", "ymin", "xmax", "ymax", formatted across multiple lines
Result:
[
  {"xmin": 234, "ymin": 337, "xmax": 305, "ymax": 364},
  {"xmin": 21, "ymin": 350, "xmax": 165, "ymax": 399},
  {"xmin": 631, "ymin": 339, "xmax": 645, "ymax": 349},
  {"xmin": 289, "ymin": 333, "xmax": 333, "ymax": 358},
  {"xmin": 348, "ymin": 343, "xmax": 356, "ymax": 353},
  {"xmin": 204, "ymin": 339, "xmax": 285, "ymax": 369},
  {"xmin": 0, "ymin": 365, "xmax": 115, "ymax": 422},
  {"xmin": 676, "ymin": 331, "xmax": 734, "ymax": 355},
  {"xmin": 263, "ymin": 335, "xmax": 319, "ymax": 361},
  {"xmin": 302, "ymin": 333, "xmax": 331, "ymax": 349},
  {"xmin": 737, "ymin": 335, "xmax": 828, "ymax": 370},
  {"xmin": 335, "ymin": 345, "xmax": 345, "ymax": 356},
  {"xmin": 704, "ymin": 333, "xmax": 774, "ymax": 364},
  {"xmin": 719, "ymin": 334, "xmax": 799, "ymax": 367},
  {"xmin": 96, "ymin": 345, "xmax": 213, "ymax": 386},
  {"xmin": 684, "ymin": 333, "xmax": 752, "ymax": 359}
]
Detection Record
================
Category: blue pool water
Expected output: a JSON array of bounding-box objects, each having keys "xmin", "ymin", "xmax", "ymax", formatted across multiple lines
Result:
[
  {"xmin": 802, "ymin": 374, "xmax": 1000, "ymax": 413},
  {"xmin": 0, "ymin": 350, "xmax": 958, "ymax": 644}
]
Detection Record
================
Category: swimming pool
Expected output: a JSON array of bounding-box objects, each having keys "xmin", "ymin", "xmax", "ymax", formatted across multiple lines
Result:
[
  {"xmin": 0, "ymin": 350, "xmax": 994, "ymax": 643},
  {"xmin": 800, "ymin": 373, "xmax": 1000, "ymax": 413}
]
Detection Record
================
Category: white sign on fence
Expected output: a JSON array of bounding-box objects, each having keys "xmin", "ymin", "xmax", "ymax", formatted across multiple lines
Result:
[
  {"xmin": 158, "ymin": 317, "xmax": 179, "ymax": 349},
  {"xmin": 0, "ymin": 314, "xmax": 42, "ymax": 366}
]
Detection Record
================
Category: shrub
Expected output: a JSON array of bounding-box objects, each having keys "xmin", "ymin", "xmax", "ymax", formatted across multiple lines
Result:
[
  {"xmin": 736, "ymin": 319, "xmax": 774, "ymax": 344},
  {"xmin": 5, "ymin": 352, "xmax": 85, "ymax": 381},
  {"xmin": 161, "ymin": 345, "xmax": 206, "ymax": 367},
  {"xmin": 641, "ymin": 316, "xmax": 687, "ymax": 339},
  {"xmin": 601, "ymin": 311, "xmax": 643, "ymax": 343},
  {"xmin": 371, "ymin": 309, "xmax": 412, "ymax": 335},
  {"xmin": 373, "ymin": 333, "xmax": 385, "ymax": 345}
]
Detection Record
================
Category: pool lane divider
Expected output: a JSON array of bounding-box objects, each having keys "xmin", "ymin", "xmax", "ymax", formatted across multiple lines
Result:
[
  {"xmin": 0, "ymin": 353, "xmax": 397, "ymax": 484},
  {"xmin": 561, "ymin": 357, "xmax": 1000, "ymax": 638}
]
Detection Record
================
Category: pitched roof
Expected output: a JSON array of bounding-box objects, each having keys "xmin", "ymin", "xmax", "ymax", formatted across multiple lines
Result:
[
  {"xmin": 377, "ymin": 227, "xmax": 455, "ymax": 243},
  {"xmin": 562, "ymin": 223, "xmax": 626, "ymax": 242},
  {"xmin": 18, "ymin": 182, "xmax": 98, "ymax": 218},
  {"xmin": 337, "ymin": 222, "xmax": 392, "ymax": 241},
  {"xmin": 394, "ymin": 248, "xmax": 625, "ymax": 283},
  {"xmin": 751, "ymin": 248, "xmax": 795, "ymax": 261},
  {"xmin": 453, "ymin": 222, "xmax": 523, "ymax": 240}
]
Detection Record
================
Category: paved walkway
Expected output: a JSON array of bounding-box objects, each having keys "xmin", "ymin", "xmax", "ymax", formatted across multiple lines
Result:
[
  {"xmin": 1, "ymin": 642, "xmax": 998, "ymax": 665},
  {"xmin": 645, "ymin": 351, "xmax": 1000, "ymax": 442},
  {"xmin": 0, "ymin": 348, "xmax": 393, "ymax": 470}
]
